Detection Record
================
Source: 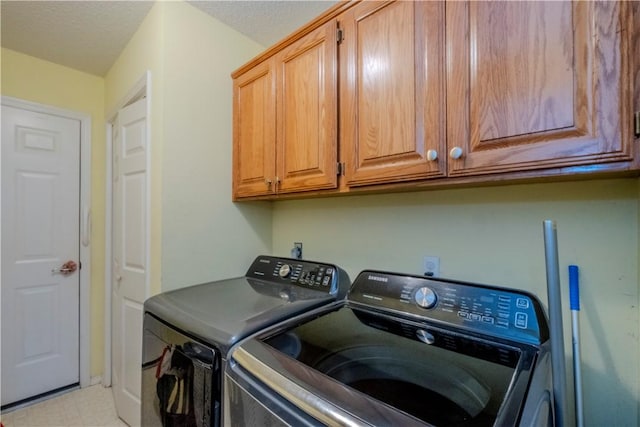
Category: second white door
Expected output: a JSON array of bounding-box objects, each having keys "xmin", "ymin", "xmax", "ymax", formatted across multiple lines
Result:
[{"xmin": 111, "ymin": 97, "xmax": 148, "ymax": 426}]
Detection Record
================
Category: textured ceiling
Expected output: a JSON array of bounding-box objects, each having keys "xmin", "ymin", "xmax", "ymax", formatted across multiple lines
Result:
[
  {"xmin": 1, "ymin": 1, "xmax": 155, "ymax": 76},
  {"xmin": 0, "ymin": 0, "xmax": 338, "ymax": 77},
  {"xmin": 188, "ymin": 1, "xmax": 338, "ymax": 47}
]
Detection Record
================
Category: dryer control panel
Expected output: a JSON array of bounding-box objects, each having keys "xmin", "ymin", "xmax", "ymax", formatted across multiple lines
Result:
[
  {"xmin": 348, "ymin": 270, "xmax": 549, "ymax": 346},
  {"xmin": 246, "ymin": 255, "xmax": 346, "ymax": 297}
]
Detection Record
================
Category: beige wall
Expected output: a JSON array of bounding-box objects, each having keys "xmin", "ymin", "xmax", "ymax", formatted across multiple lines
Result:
[
  {"xmin": 160, "ymin": 1, "xmax": 271, "ymax": 289},
  {"xmin": 1, "ymin": 47, "xmax": 106, "ymax": 377},
  {"xmin": 105, "ymin": 0, "xmax": 271, "ymax": 293},
  {"xmin": 272, "ymin": 178, "xmax": 640, "ymax": 426}
]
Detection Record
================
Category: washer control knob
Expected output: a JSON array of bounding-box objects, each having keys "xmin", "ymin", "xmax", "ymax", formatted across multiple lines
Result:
[
  {"xmin": 414, "ymin": 286, "xmax": 437, "ymax": 309},
  {"xmin": 278, "ymin": 264, "xmax": 292, "ymax": 278},
  {"xmin": 416, "ymin": 329, "xmax": 435, "ymax": 345}
]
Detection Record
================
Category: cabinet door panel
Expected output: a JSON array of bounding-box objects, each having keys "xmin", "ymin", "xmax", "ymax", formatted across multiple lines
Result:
[
  {"xmin": 276, "ymin": 20, "xmax": 338, "ymax": 193},
  {"xmin": 447, "ymin": 1, "xmax": 632, "ymax": 176},
  {"xmin": 233, "ymin": 60, "xmax": 276, "ymax": 198},
  {"xmin": 342, "ymin": 1, "xmax": 445, "ymax": 186}
]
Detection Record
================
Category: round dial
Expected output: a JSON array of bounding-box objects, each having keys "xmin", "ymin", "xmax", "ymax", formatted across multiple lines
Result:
[
  {"xmin": 278, "ymin": 264, "xmax": 292, "ymax": 278},
  {"xmin": 414, "ymin": 286, "xmax": 437, "ymax": 309}
]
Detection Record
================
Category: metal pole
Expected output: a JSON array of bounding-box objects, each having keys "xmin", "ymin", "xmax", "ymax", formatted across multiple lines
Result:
[{"xmin": 543, "ymin": 220, "xmax": 568, "ymax": 427}]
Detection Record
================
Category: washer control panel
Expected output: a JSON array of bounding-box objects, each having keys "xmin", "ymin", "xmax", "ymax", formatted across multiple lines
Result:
[
  {"xmin": 348, "ymin": 270, "xmax": 548, "ymax": 345},
  {"xmin": 246, "ymin": 256, "xmax": 339, "ymax": 295}
]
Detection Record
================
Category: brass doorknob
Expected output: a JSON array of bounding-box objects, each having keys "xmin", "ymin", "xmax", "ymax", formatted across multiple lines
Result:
[{"xmin": 52, "ymin": 260, "xmax": 77, "ymax": 275}]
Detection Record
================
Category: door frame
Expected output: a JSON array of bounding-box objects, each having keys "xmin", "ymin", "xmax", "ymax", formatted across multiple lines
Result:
[
  {"xmin": 103, "ymin": 71, "xmax": 152, "ymax": 386},
  {"xmin": 1, "ymin": 95, "xmax": 92, "ymax": 389}
]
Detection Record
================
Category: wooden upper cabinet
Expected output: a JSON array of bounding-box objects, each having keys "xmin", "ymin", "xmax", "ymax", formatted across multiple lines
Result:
[
  {"xmin": 233, "ymin": 58, "xmax": 276, "ymax": 198},
  {"xmin": 232, "ymin": 0, "xmax": 636, "ymax": 200},
  {"xmin": 340, "ymin": 1, "xmax": 446, "ymax": 187},
  {"xmin": 276, "ymin": 19, "xmax": 339, "ymax": 193},
  {"xmin": 446, "ymin": 1, "xmax": 633, "ymax": 176}
]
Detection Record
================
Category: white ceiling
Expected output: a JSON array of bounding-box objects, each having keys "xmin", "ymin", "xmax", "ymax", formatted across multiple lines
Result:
[{"xmin": 0, "ymin": 0, "xmax": 338, "ymax": 77}]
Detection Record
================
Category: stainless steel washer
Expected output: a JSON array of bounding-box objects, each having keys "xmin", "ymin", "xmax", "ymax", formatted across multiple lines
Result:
[
  {"xmin": 226, "ymin": 270, "xmax": 554, "ymax": 426},
  {"xmin": 141, "ymin": 255, "xmax": 350, "ymax": 427}
]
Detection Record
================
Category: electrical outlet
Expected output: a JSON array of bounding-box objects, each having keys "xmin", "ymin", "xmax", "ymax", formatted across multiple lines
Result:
[
  {"xmin": 423, "ymin": 256, "xmax": 440, "ymax": 277},
  {"xmin": 291, "ymin": 242, "xmax": 303, "ymax": 259}
]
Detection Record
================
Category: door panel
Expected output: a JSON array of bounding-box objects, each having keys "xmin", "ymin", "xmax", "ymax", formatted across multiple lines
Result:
[
  {"xmin": 277, "ymin": 19, "xmax": 338, "ymax": 193},
  {"xmin": 233, "ymin": 59, "xmax": 277, "ymax": 198},
  {"xmin": 342, "ymin": 1, "xmax": 445, "ymax": 186},
  {"xmin": 112, "ymin": 97, "xmax": 148, "ymax": 426},
  {"xmin": 1, "ymin": 105, "xmax": 80, "ymax": 406},
  {"xmin": 447, "ymin": 1, "xmax": 632, "ymax": 176}
]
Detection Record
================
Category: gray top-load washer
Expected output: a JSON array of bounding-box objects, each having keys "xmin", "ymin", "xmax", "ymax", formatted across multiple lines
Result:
[
  {"xmin": 227, "ymin": 269, "xmax": 554, "ymax": 426},
  {"xmin": 141, "ymin": 255, "xmax": 350, "ymax": 427}
]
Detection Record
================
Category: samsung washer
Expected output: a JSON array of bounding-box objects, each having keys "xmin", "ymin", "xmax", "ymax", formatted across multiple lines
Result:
[
  {"xmin": 141, "ymin": 255, "xmax": 350, "ymax": 427},
  {"xmin": 226, "ymin": 269, "xmax": 554, "ymax": 427}
]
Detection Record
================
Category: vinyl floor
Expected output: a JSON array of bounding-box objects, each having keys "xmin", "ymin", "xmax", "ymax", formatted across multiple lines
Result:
[{"xmin": 0, "ymin": 385, "xmax": 127, "ymax": 427}]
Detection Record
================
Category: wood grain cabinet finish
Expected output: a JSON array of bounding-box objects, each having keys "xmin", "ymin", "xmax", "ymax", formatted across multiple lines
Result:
[
  {"xmin": 233, "ymin": 20, "xmax": 338, "ymax": 199},
  {"xmin": 446, "ymin": 1, "xmax": 634, "ymax": 176},
  {"xmin": 340, "ymin": 0, "xmax": 446, "ymax": 186},
  {"xmin": 276, "ymin": 20, "xmax": 339, "ymax": 194},
  {"xmin": 233, "ymin": 59, "xmax": 276, "ymax": 198},
  {"xmin": 233, "ymin": 0, "xmax": 636, "ymax": 200}
]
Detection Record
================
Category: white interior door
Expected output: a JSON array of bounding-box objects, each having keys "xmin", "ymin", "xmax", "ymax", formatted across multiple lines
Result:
[
  {"xmin": 111, "ymin": 97, "xmax": 148, "ymax": 426},
  {"xmin": 1, "ymin": 105, "xmax": 80, "ymax": 406}
]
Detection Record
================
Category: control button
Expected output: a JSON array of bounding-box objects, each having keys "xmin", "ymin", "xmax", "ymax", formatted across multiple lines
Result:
[
  {"xmin": 497, "ymin": 319, "xmax": 509, "ymax": 328},
  {"xmin": 498, "ymin": 295, "xmax": 511, "ymax": 303},
  {"xmin": 515, "ymin": 312, "xmax": 528, "ymax": 329},
  {"xmin": 322, "ymin": 276, "xmax": 331, "ymax": 286},
  {"xmin": 278, "ymin": 264, "xmax": 292, "ymax": 278},
  {"xmin": 516, "ymin": 298, "xmax": 530, "ymax": 309},
  {"xmin": 458, "ymin": 311, "xmax": 468, "ymax": 318},
  {"xmin": 482, "ymin": 316, "xmax": 494, "ymax": 324},
  {"xmin": 414, "ymin": 286, "xmax": 437, "ymax": 309},
  {"xmin": 469, "ymin": 313, "xmax": 481, "ymax": 321},
  {"xmin": 498, "ymin": 303, "xmax": 510, "ymax": 310},
  {"xmin": 497, "ymin": 312, "xmax": 510, "ymax": 319},
  {"xmin": 416, "ymin": 329, "xmax": 435, "ymax": 345}
]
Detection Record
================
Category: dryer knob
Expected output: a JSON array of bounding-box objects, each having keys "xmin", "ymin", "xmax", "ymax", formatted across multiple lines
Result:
[
  {"xmin": 414, "ymin": 286, "xmax": 437, "ymax": 309},
  {"xmin": 278, "ymin": 264, "xmax": 292, "ymax": 278}
]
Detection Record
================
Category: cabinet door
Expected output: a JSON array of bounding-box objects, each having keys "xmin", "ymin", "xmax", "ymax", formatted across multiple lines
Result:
[
  {"xmin": 341, "ymin": 1, "xmax": 446, "ymax": 187},
  {"xmin": 276, "ymin": 19, "xmax": 338, "ymax": 194},
  {"xmin": 447, "ymin": 1, "xmax": 633, "ymax": 176},
  {"xmin": 233, "ymin": 59, "xmax": 276, "ymax": 199}
]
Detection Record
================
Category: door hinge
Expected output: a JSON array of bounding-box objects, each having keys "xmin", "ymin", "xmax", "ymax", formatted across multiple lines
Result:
[
  {"xmin": 337, "ymin": 162, "xmax": 345, "ymax": 176},
  {"xmin": 337, "ymin": 27, "xmax": 344, "ymax": 45},
  {"xmin": 634, "ymin": 111, "xmax": 640, "ymax": 138}
]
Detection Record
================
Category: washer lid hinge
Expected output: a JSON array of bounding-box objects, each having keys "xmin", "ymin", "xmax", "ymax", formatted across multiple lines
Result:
[{"xmin": 634, "ymin": 111, "xmax": 640, "ymax": 138}]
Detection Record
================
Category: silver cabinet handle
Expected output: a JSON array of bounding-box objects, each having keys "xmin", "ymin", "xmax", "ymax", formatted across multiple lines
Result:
[{"xmin": 449, "ymin": 147, "xmax": 463, "ymax": 159}]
